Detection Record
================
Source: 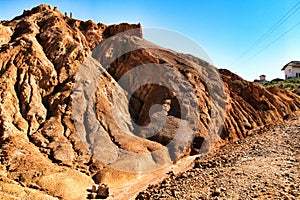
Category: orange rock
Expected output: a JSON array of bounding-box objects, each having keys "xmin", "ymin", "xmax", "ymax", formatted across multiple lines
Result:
[{"xmin": 0, "ymin": 4, "xmax": 300, "ymax": 199}]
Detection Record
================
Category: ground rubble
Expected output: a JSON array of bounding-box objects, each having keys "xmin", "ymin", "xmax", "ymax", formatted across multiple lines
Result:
[{"xmin": 136, "ymin": 117, "xmax": 300, "ymax": 200}]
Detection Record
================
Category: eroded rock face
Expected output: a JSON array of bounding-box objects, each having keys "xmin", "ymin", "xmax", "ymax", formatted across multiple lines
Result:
[
  {"xmin": 0, "ymin": 4, "xmax": 300, "ymax": 199},
  {"xmin": 93, "ymin": 35, "xmax": 300, "ymax": 154},
  {"xmin": 219, "ymin": 69, "xmax": 300, "ymax": 142},
  {"xmin": 0, "ymin": 4, "xmax": 150, "ymax": 199}
]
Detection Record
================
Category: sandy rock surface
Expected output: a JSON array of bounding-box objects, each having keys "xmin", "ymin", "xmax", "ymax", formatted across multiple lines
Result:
[{"xmin": 0, "ymin": 4, "xmax": 300, "ymax": 199}]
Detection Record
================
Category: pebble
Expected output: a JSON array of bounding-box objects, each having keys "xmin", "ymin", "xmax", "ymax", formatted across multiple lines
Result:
[
  {"xmin": 87, "ymin": 183, "xmax": 109, "ymax": 199},
  {"xmin": 97, "ymin": 185, "xmax": 109, "ymax": 198},
  {"xmin": 212, "ymin": 188, "xmax": 221, "ymax": 197},
  {"xmin": 91, "ymin": 184, "xmax": 98, "ymax": 193},
  {"xmin": 87, "ymin": 193, "xmax": 97, "ymax": 199},
  {"xmin": 181, "ymin": 173, "xmax": 188, "ymax": 178}
]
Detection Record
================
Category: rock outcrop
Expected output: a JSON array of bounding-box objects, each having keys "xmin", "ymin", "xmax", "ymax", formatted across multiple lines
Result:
[{"xmin": 0, "ymin": 4, "xmax": 300, "ymax": 199}]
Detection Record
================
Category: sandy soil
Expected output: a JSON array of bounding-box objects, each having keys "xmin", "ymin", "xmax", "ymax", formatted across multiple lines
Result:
[{"xmin": 136, "ymin": 118, "xmax": 300, "ymax": 199}]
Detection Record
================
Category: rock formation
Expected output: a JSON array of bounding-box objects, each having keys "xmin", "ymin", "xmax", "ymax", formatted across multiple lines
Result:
[{"xmin": 0, "ymin": 4, "xmax": 300, "ymax": 199}]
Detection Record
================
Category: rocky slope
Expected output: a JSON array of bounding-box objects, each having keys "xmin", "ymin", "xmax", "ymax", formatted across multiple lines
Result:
[
  {"xmin": 0, "ymin": 4, "xmax": 300, "ymax": 199},
  {"xmin": 137, "ymin": 116, "xmax": 300, "ymax": 199}
]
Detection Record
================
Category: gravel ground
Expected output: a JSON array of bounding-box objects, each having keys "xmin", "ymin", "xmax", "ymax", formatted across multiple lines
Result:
[{"xmin": 136, "ymin": 118, "xmax": 300, "ymax": 200}]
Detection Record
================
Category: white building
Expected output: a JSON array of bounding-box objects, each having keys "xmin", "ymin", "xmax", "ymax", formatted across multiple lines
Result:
[{"xmin": 281, "ymin": 61, "xmax": 300, "ymax": 79}]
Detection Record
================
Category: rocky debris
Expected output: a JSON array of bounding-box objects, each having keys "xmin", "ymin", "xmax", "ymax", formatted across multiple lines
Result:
[
  {"xmin": 88, "ymin": 184, "xmax": 109, "ymax": 199},
  {"xmin": 0, "ymin": 3, "xmax": 300, "ymax": 199},
  {"xmin": 136, "ymin": 117, "xmax": 300, "ymax": 199},
  {"xmin": 97, "ymin": 184, "xmax": 110, "ymax": 198}
]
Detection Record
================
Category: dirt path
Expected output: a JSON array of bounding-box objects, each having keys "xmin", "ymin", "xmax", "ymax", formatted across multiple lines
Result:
[{"xmin": 137, "ymin": 118, "xmax": 300, "ymax": 199}]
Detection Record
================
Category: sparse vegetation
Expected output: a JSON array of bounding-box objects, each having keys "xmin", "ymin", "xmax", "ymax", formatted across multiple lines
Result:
[{"xmin": 263, "ymin": 78, "xmax": 300, "ymax": 95}]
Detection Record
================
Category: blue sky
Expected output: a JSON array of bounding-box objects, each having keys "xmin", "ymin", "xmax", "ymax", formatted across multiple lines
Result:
[{"xmin": 1, "ymin": 0, "xmax": 300, "ymax": 81}]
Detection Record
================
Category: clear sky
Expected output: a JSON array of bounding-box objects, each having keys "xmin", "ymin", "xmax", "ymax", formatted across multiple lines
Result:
[{"xmin": 1, "ymin": 0, "xmax": 300, "ymax": 81}]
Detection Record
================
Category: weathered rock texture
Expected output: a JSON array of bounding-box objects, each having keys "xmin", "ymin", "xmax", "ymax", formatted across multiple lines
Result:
[{"xmin": 0, "ymin": 4, "xmax": 300, "ymax": 199}]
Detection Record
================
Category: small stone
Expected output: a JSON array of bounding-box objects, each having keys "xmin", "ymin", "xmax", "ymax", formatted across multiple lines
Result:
[
  {"xmin": 253, "ymin": 193, "xmax": 259, "ymax": 198},
  {"xmin": 97, "ymin": 184, "xmax": 109, "ymax": 198},
  {"xmin": 181, "ymin": 173, "xmax": 188, "ymax": 178},
  {"xmin": 91, "ymin": 184, "xmax": 98, "ymax": 193},
  {"xmin": 87, "ymin": 193, "xmax": 97, "ymax": 199},
  {"xmin": 41, "ymin": 142, "xmax": 47, "ymax": 148},
  {"xmin": 172, "ymin": 190, "xmax": 178, "ymax": 197},
  {"xmin": 212, "ymin": 188, "xmax": 221, "ymax": 197},
  {"xmin": 251, "ymin": 184, "xmax": 257, "ymax": 190}
]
